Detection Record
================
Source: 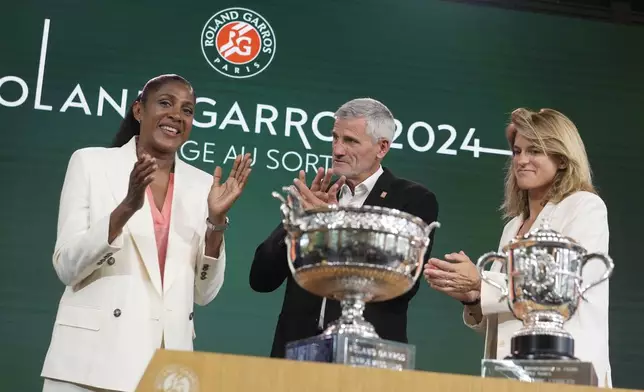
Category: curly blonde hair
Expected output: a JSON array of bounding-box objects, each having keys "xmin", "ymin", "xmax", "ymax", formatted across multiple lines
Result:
[{"xmin": 501, "ymin": 108, "xmax": 596, "ymax": 219}]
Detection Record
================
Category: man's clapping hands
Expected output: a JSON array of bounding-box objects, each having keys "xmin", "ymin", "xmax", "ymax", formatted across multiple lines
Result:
[{"xmin": 292, "ymin": 167, "xmax": 346, "ymax": 210}]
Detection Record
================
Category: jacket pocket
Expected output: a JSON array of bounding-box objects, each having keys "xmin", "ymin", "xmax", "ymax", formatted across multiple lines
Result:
[{"xmin": 55, "ymin": 305, "xmax": 102, "ymax": 331}]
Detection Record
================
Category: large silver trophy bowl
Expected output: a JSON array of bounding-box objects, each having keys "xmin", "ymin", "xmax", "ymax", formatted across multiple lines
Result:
[
  {"xmin": 273, "ymin": 186, "xmax": 440, "ymax": 369},
  {"xmin": 476, "ymin": 222, "xmax": 614, "ymax": 360}
]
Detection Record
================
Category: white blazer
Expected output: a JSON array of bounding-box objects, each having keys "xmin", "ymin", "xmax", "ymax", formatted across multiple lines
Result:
[
  {"xmin": 463, "ymin": 191, "xmax": 612, "ymax": 388},
  {"xmin": 40, "ymin": 137, "xmax": 226, "ymax": 392}
]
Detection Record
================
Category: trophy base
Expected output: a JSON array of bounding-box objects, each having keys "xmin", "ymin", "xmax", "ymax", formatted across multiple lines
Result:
[
  {"xmin": 481, "ymin": 359, "xmax": 597, "ymax": 386},
  {"xmin": 284, "ymin": 333, "xmax": 415, "ymax": 371},
  {"xmin": 509, "ymin": 334, "xmax": 575, "ymax": 360}
]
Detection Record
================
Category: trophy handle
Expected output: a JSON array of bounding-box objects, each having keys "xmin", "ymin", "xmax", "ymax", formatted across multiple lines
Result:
[
  {"xmin": 284, "ymin": 235, "xmax": 298, "ymax": 276},
  {"xmin": 271, "ymin": 190, "xmax": 288, "ymax": 205},
  {"xmin": 272, "ymin": 186, "xmax": 305, "ymax": 228},
  {"xmin": 423, "ymin": 221, "xmax": 441, "ymax": 238},
  {"xmin": 578, "ymin": 252, "xmax": 615, "ymax": 300},
  {"xmin": 475, "ymin": 252, "xmax": 509, "ymax": 299}
]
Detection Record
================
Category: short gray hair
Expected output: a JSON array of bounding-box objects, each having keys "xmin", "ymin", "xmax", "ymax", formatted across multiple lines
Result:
[{"xmin": 335, "ymin": 98, "xmax": 395, "ymax": 142}]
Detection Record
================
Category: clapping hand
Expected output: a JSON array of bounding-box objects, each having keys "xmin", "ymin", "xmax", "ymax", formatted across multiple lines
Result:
[
  {"xmin": 207, "ymin": 153, "xmax": 252, "ymax": 221},
  {"xmin": 423, "ymin": 251, "xmax": 481, "ymax": 303},
  {"xmin": 292, "ymin": 167, "xmax": 346, "ymax": 210},
  {"xmin": 122, "ymin": 147, "xmax": 158, "ymax": 211}
]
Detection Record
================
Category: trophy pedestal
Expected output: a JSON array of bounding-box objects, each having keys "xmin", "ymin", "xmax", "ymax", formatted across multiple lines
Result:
[
  {"xmin": 510, "ymin": 334, "xmax": 576, "ymax": 360},
  {"xmin": 284, "ymin": 333, "xmax": 415, "ymax": 371},
  {"xmin": 482, "ymin": 359, "xmax": 597, "ymax": 386}
]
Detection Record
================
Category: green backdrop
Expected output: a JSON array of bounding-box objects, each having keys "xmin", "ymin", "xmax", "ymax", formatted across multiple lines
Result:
[{"xmin": 1, "ymin": 0, "xmax": 643, "ymax": 390}]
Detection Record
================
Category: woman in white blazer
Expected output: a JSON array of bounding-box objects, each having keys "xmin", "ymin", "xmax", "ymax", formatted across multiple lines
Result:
[
  {"xmin": 423, "ymin": 108, "xmax": 612, "ymax": 387},
  {"xmin": 40, "ymin": 74, "xmax": 253, "ymax": 392}
]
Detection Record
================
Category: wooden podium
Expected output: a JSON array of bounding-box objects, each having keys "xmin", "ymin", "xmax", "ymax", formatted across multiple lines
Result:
[{"xmin": 136, "ymin": 349, "xmax": 639, "ymax": 392}]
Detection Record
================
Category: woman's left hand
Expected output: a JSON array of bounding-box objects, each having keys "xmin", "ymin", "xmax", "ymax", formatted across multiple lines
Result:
[
  {"xmin": 424, "ymin": 251, "xmax": 482, "ymax": 302},
  {"xmin": 207, "ymin": 153, "xmax": 252, "ymax": 221}
]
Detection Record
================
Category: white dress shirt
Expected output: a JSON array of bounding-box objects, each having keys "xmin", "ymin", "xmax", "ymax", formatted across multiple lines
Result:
[
  {"xmin": 338, "ymin": 166, "xmax": 384, "ymax": 208},
  {"xmin": 317, "ymin": 165, "xmax": 384, "ymax": 329}
]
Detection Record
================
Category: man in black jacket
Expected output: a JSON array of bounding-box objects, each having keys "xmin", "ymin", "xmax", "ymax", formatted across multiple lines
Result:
[{"xmin": 249, "ymin": 98, "xmax": 439, "ymax": 358}]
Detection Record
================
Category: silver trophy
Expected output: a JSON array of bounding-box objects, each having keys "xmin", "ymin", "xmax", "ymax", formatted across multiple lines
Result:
[
  {"xmin": 476, "ymin": 221, "xmax": 614, "ymax": 364},
  {"xmin": 272, "ymin": 186, "xmax": 440, "ymax": 370}
]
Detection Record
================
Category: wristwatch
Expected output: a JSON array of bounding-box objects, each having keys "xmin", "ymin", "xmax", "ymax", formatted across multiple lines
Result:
[
  {"xmin": 206, "ymin": 216, "xmax": 230, "ymax": 232},
  {"xmin": 461, "ymin": 295, "xmax": 481, "ymax": 306}
]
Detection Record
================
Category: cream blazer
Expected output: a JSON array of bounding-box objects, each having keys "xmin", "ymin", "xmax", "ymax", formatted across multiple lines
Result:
[
  {"xmin": 40, "ymin": 137, "xmax": 226, "ymax": 391},
  {"xmin": 464, "ymin": 191, "xmax": 612, "ymax": 388}
]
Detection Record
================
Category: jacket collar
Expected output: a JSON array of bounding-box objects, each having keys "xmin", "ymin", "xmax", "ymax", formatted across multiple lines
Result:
[
  {"xmin": 104, "ymin": 136, "xmax": 194, "ymax": 296},
  {"xmin": 362, "ymin": 166, "xmax": 396, "ymax": 207}
]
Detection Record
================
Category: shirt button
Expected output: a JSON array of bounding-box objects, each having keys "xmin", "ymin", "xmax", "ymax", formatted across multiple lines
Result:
[
  {"xmin": 113, "ymin": 309, "xmax": 121, "ymax": 317},
  {"xmin": 189, "ymin": 312, "xmax": 194, "ymax": 320},
  {"xmin": 107, "ymin": 257, "xmax": 115, "ymax": 266}
]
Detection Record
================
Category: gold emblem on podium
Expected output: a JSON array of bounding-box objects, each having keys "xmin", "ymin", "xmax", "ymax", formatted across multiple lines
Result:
[{"xmin": 154, "ymin": 364, "xmax": 200, "ymax": 392}]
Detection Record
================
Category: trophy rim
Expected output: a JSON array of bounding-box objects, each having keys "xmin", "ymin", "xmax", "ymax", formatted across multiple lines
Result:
[
  {"xmin": 502, "ymin": 238, "xmax": 585, "ymax": 253},
  {"xmin": 502, "ymin": 223, "xmax": 586, "ymax": 253},
  {"xmin": 295, "ymin": 226, "xmax": 429, "ymax": 244},
  {"xmin": 302, "ymin": 204, "xmax": 430, "ymax": 228}
]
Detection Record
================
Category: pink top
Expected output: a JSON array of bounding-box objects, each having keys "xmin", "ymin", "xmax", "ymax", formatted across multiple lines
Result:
[{"xmin": 145, "ymin": 174, "xmax": 174, "ymax": 286}]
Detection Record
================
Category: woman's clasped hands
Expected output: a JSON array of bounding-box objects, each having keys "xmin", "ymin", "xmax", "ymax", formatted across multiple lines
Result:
[{"xmin": 424, "ymin": 251, "xmax": 482, "ymax": 304}]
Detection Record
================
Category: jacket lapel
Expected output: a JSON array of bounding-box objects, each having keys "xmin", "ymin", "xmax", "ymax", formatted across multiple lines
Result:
[
  {"xmin": 105, "ymin": 137, "xmax": 163, "ymax": 296},
  {"xmin": 533, "ymin": 202, "xmax": 556, "ymax": 229},
  {"xmin": 162, "ymin": 158, "xmax": 198, "ymax": 294},
  {"xmin": 362, "ymin": 167, "xmax": 394, "ymax": 208}
]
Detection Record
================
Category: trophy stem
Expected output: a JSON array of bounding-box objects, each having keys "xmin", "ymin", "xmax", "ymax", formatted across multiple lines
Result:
[
  {"xmin": 521, "ymin": 311, "xmax": 569, "ymax": 336},
  {"xmin": 321, "ymin": 295, "xmax": 379, "ymax": 338},
  {"xmin": 510, "ymin": 310, "xmax": 576, "ymax": 360}
]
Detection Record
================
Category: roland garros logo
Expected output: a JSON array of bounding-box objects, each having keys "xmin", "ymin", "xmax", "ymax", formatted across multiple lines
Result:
[{"xmin": 200, "ymin": 7, "xmax": 276, "ymax": 79}]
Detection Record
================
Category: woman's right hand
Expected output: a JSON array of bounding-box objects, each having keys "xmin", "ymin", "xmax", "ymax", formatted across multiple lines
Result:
[
  {"xmin": 423, "ymin": 251, "xmax": 481, "ymax": 303},
  {"xmin": 122, "ymin": 152, "xmax": 157, "ymax": 211},
  {"xmin": 108, "ymin": 149, "xmax": 157, "ymax": 244}
]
